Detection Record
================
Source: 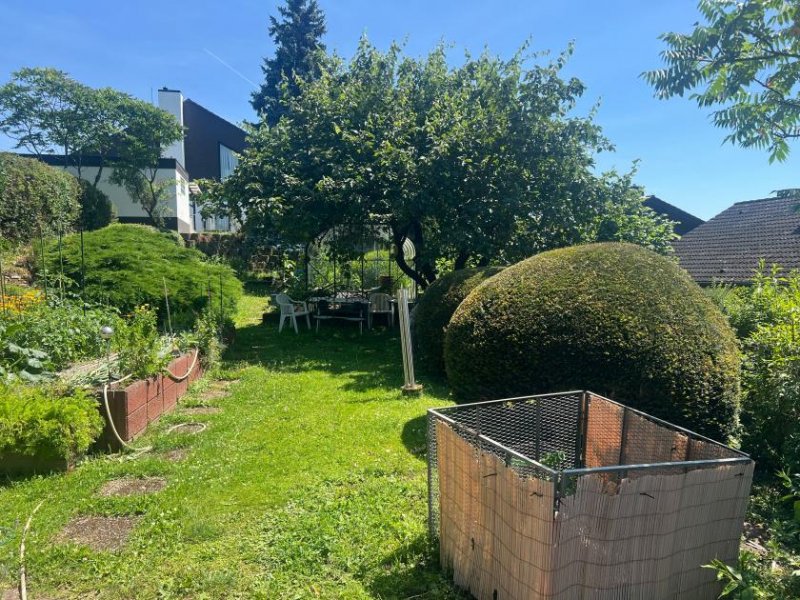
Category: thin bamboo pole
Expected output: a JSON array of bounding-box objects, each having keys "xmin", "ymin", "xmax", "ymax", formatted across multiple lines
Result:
[
  {"xmin": 38, "ymin": 227, "xmax": 48, "ymax": 301},
  {"xmin": 0, "ymin": 255, "xmax": 6, "ymax": 315}
]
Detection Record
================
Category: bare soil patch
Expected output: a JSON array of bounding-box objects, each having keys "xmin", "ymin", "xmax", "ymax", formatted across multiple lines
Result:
[
  {"xmin": 198, "ymin": 389, "xmax": 229, "ymax": 401},
  {"xmin": 56, "ymin": 515, "xmax": 141, "ymax": 552},
  {"xmin": 99, "ymin": 477, "xmax": 166, "ymax": 497},
  {"xmin": 161, "ymin": 448, "xmax": 189, "ymax": 462},
  {"xmin": 181, "ymin": 406, "xmax": 221, "ymax": 415},
  {"xmin": 210, "ymin": 379, "xmax": 239, "ymax": 390}
]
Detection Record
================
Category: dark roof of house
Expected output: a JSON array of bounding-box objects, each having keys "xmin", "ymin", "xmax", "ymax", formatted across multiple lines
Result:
[
  {"xmin": 673, "ymin": 195, "xmax": 800, "ymax": 285},
  {"xmin": 643, "ymin": 195, "xmax": 704, "ymax": 236},
  {"xmin": 24, "ymin": 153, "xmax": 188, "ymax": 179}
]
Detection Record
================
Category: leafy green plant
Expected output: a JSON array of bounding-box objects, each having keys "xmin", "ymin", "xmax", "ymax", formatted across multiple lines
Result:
[
  {"xmin": 42, "ymin": 224, "xmax": 242, "ymax": 330},
  {"xmin": 1, "ymin": 298, "xmax": 121, "ymax": 371},
  {"xmin": 0, "ymin": 323, "xmax": 51, "ymax": 383},
  {"xmin": 114, "ymin": 305, "xmax": 171, "ymax": 380},
  {"xmin": 0, "ymin": 383, "xmax": 103, "ymax": 461},
  {"xmin": 704, "ymin": 553, "xmax": 768, "ymax": 599},
  {"xmin": 539, "ymin": 450, "xmax": 567, "ymax": 470},
  {"xmin": 721, "ymin": 266, "xmax": 800, "ymax": 473}
]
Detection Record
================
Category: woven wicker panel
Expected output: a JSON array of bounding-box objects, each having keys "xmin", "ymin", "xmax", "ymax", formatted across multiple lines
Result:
[
  {"xmin": 621, "ymin": 408, "xmax": 690, "ymax": 466},
  {"xmin": 437, "ymin": 421, "xmax": 555, "ymax": 599},
  {"xmin": 688, "ymin": 436, "xmax": 738, "ymax": 460},
  {"xmin": 553, "ymin": 462, "xmax": 754, "ymax": 599},
  {"xmin": 585, "ymin": 394, "xmax": 624, "ymax": 468}
]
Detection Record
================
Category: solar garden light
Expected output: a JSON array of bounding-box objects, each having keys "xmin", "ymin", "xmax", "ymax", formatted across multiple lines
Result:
[{"xmin": 100, "ymin": 325, "xmax": 114, "ymax": 384}]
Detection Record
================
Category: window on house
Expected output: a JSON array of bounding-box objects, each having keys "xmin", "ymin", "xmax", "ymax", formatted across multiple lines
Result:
[{"xmin": 219, "ymin": 144, "xmax": 239, "ymax": 180}]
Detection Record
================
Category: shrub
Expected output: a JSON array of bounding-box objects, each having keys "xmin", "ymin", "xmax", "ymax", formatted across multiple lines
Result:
[
  {"xmin": 78, "ymin": 180, "xmax": 115, "ymax": 231},
  {"xmin": 0, "ymin": 384, "xmax": 103, "ymax": 461},
  {"xmin": 444, "ymin": 243, "xmax": 741, "ymax": 440},
  {"xmin": 114, "ymin": 305, "xmax": 170, "ymax": 380},
  {"xmin": 0, "ymin": 153, "xmax": 80, "ymax": 243},
  {"xmin": 412, "ymin": 267, "xmax": 503, "ymax": 374},
  {"xmin": 718, "ymin": 267, "xmax": 800, "ymax": 473},
  {"xmin": 43, "ymin": 224, "xmax": 242, "ymax": 329}
]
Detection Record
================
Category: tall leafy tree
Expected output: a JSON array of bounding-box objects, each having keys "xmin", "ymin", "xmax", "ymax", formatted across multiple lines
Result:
[
  {"xmin": 645, "ymin": 0, "xmax": 800, "ymax": 162},
  {"xmin": 0, "ymin": 67, "xmax": 183, "ymax": 227},
  {"xmin": 251, "ymin": 0, "xmax": 327, "ymax": 124},
  {"xmin": 211, "ymin": 40, "xmax": 674, "ymax": 288}
]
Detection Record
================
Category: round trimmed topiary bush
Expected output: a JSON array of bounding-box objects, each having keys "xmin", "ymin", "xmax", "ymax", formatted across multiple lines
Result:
[
  {"xmin": 444, "ymin": 243, "xmax": 741, "ymax": 440},
  {"xmin": 412, "ymin": 267, "xmax": 504, "ymax": 374}
]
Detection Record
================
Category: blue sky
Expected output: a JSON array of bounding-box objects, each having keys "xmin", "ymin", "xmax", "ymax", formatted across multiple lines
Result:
[{"xmin": 1, "ymin": 0, "xmax": 797, "ymax": 220}]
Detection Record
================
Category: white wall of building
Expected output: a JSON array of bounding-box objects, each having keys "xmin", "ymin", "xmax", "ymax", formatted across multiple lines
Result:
[
  {"xmin": 158, "ymin": 89, "xmax": 186, "ymax": 167},
  {"xmin": 64, "ymin": 165, "xmax": 193, "ymax": 233}
]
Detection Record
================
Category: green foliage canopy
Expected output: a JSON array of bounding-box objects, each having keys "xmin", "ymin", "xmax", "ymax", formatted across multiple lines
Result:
[
  {"xmin": 43, "ymin": 224, "xmax": 242, "ymax": 329},
  {"xmin": 444, "ymin": 243, "xmax": 742, "ymax": 441},
  {"xmin": 645, "ymin": 0, "xmax": 800, "ymax": 162},
  {"xmin": 0, "ymin": 152, "xmax": 80, "ymax": 245},
  {"xmin": 211, "ymin": 40, "xmax": 676, "ymax": 289}
]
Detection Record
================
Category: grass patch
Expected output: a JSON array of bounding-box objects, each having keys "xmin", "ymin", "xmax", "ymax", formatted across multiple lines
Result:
[{"xmin": 0, "ymin": 295, "xmax": 462, "ymax": 598}]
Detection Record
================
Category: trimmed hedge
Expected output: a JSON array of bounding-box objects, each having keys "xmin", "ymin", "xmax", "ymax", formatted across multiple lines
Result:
[
  {"xmin": 44, "ymin": 224, "xmax": 242, "ymax": 329},
  {"xmin": 0, "ymin": 385, "xmax": 103, "ymax": 462},
  {"xmin": 444, "ymin": 243, "xmax": 741, "ymax": 440},
  {"xmin": 0, "ymin": 152, "xmax": 80, "ymax": 245},
  {"xmin": 412, "ymin": 267, "xmax": 504, "ymax": 374}
]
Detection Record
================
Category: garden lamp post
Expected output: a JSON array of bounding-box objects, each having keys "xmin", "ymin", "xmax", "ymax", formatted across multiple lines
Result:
[{"xmin": 100, "ymin": 325, "xmax": 114, "ymax": 384}]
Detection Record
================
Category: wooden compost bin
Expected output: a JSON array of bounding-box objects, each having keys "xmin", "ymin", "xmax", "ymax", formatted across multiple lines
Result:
[{"xmin": 427, "ymin": 391, "xmax": 754, "ymax": 600}]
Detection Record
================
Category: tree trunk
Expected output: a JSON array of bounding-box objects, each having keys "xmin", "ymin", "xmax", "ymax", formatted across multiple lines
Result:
[{"xmin": 391, "ymin": 221, "xmax": 428, "ymax": 289}]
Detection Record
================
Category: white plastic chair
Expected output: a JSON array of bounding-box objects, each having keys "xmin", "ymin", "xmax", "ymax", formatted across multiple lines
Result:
[
  {"xmin": 368, "ymin": 293, "xmax": 395, "ymax": 328},
  {"xmin": 275, "ymin": 293, "xmax": 311, "ymax": 333}
]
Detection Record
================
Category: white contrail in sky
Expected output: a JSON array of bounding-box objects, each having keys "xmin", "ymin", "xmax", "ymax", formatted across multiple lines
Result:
[{"xmin": 203, "ymin": 48, "xmax": 258, "ymax": 88}]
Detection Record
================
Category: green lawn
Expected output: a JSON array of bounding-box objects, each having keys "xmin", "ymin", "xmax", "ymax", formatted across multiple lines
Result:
[{"xmin": 0, "ymin": 294, "xmax": 464, "ymax": 599}]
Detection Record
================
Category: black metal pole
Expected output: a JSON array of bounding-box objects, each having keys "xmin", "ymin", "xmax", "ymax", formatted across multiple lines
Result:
[
  {"xmin": 80, "ymin": 226, "xmax": 86, "ymax": 316},
  {"xmin": 57, "ymin": 224, "xmax": 65, "ymax": 302},
  {"xmin": 218, "ymin": 270, "xmax": 224, "ymax": 341}
]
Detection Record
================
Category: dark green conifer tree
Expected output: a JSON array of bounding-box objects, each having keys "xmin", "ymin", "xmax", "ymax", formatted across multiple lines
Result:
[{"xmin": 251, "ymin": 0, "xmax": 327, "ymax": 125}]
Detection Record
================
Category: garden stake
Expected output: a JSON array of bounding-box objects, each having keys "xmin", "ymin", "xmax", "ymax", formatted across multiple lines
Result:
[
  {"xmin": 163, "ymin": 277, "xmax": 173, "ymax": 336},
  {"xmin": 18, "ymin": 500, "xmax": 44, "ymax": 600},
  {"xmin": 57, "ymin": 223, "xmax": 65, "ymax": 302},
  {"xmin": 219, "ymin": 271, "xmax": 224, "ymax": 341},
  {"xmin": 0, "ymin": 256, "xmax": 6, "ymax": 315},
  {"xmin": 79, "ymin": 226, "xmax": 86, "ymax": 316},
  {"xmin": 39, "ymin": 227, "xmax": 48, "ymax": 301}
]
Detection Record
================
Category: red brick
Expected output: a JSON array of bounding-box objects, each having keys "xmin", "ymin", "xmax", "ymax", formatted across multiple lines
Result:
[
  {"xmin": 163, "ymin": 381, "xmax": 178, "ymax": 409},
  {"xmin": 147, "ymin": 394, "xmax": 163, "ymax": 423},
  {"xmin": 127, "ymin": 406, "xmax": 148, "ymax": 438},
  {"xmin": 122, "ymin": 379, "xmax": 147, "ymax": 413}
]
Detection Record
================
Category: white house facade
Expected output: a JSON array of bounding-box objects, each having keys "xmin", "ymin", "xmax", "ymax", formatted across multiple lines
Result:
[{"xmin": 26, "ymin": 88, "xmax": 247, "ymax": 233}]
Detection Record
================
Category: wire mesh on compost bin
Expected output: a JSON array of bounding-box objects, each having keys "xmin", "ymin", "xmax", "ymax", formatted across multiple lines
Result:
[{"xmin": 427, "ymin": 391, "xmax": 754, "ymax": 600}]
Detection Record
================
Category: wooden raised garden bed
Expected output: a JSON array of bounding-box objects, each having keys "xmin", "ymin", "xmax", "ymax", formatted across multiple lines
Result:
[{"xmin": 96, "ymin": 352, "xmax": 202, "ymax": 450}]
